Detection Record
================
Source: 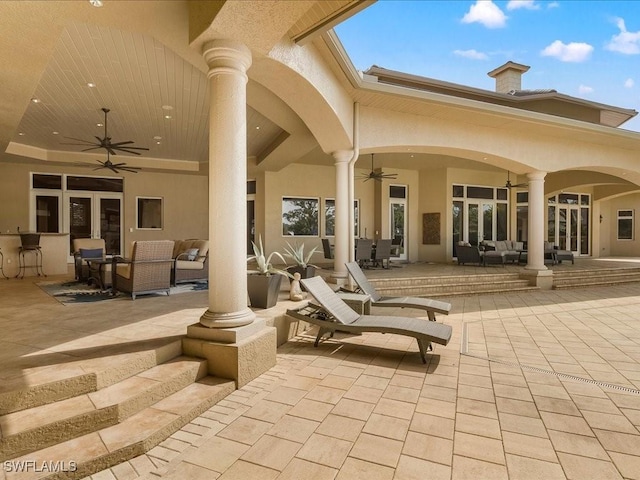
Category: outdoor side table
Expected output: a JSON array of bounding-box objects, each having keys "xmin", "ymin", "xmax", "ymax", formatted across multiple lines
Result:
[{"xmin": 336, "ymin": 292, "xmax": 371, "ymax": 315}]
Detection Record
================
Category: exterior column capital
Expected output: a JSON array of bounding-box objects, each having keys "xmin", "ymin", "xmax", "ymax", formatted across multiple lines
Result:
[
  {"xmin": 332, "ymin": 150, "xmax": 353, "ymax": 164},
  {"xmin": 202, "ymin": 39, "xmax": 252, "ymax": 79},
  {"xmin": 527, "ymin": 170, "xmax": 547, "ymax": 182}
]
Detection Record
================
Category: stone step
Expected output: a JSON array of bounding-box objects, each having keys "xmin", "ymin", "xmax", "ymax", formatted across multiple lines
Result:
[
  {"xmin": 0, "ymin": 356, "xmax": 207, "ymax": 461},
  {"xmin": 369, "ymin": 273, "xmax": 521, "ymax": 288},
  {"xmin": 7, "ymin": 376, "xmax": 235, "ymax": 480},
  {"xmin": 553, "ymin": 267, "xmax": 640, "ymax": 279},
  {"xmin": 554, "ymin": 272, "xmax": 640, "ymax": 289},
  {"xmin": 0, "ymin": 337, "xmax": 182, "ymax": 416},
  {"xmin": 376, "ymin": 280, "xmax": 535, "ymax": 297}
]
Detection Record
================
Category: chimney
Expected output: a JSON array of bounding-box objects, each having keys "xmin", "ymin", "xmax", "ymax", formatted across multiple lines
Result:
[{"xmin": 488, "ymin": 61, "xmax": 530, "ymax": 93}]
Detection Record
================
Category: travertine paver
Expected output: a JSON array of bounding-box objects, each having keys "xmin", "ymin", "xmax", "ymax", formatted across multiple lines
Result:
[{"xmin": 3, "ymin": 262, "xmax": 640, "ymax": 480}]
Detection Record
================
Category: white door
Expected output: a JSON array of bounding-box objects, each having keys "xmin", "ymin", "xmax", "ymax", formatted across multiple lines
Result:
[{"xmin": 64, "ymin": 192, "xmax": 122, "ymax": 260}]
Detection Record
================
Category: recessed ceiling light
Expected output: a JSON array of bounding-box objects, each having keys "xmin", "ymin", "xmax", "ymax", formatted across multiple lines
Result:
[
  {"xmin": 162, "ymin": 105, "xmax": 173, "ymax": 111},
  {"xmin": 31, "ymin": 98, "xmax": 41, "ymax": 103},
  {"xmin": 97, "ymin": 123, "xmax": 103, "ymax": 127},
  {"xmin": 255, "ymin": 126, "xmax": 260, "ymax": 130},
  {"xmin": 18, "ymin": 132, "xmax": 25, "ymax": 136},
  {"xmin": 164, "ymin": 115, "xmax": 172, "ymax": 119},
  {"xmin": 89, "ymin": 0, "xmax": 103, "ymax": 7},
  {"xmin": 52, "ymin": 131, "xmax": 59, "ymax": 135},
  {"xmin": 156, "ymin": 141, "xmax": 161, "ymax": 145},
  {"xmin": 86, "ymin": 82, "xmax": 96, "ymax": 88}
]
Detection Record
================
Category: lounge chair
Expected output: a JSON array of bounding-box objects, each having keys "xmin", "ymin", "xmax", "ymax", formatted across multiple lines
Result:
[
  {"xmin": 287, "ymin": 276, "xmax": 452, "ymax": 363},
  {"xmin": 344, "ymin": 262, "xmax": 451, "ymax": 321}
]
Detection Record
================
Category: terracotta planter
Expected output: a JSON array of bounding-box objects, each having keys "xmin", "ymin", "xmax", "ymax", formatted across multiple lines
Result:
[
  {"xmin": 247, "ymin": 274, "xmax": 283, "ymax": 309},
  {"xmin": 286, "ymin": 265, "xmax": 316, "ymax": 279}
]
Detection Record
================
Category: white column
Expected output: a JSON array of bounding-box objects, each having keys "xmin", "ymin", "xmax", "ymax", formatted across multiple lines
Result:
[
  {"xmin": 331, "ymin": 150, "xmax": 352, "ymax": 283},
  {"xmin": 200, "ymin": 39, "xmax": 255, "ymax": 329},
  {"xmin": 525, "ymin": 170, "xmax": 547, "ymax": 272}
]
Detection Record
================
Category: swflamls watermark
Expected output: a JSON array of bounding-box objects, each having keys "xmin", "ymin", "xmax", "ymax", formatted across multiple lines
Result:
[{"xmin": 3, "ymin": 460, "xmax": 77, "ymax": 473}]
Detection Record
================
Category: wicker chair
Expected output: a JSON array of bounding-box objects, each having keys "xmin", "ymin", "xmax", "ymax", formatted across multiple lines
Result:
[
  {"xmin": 72, "ymin": 238, "xmax": 107, "ymax": 282},
  {"xmin": 114, "ymin": 240, "xmax": 175, "ymax": 300}
]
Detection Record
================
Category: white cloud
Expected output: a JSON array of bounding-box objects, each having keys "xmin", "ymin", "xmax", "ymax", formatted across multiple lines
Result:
[
  {"xmin": 461, "ymin": 1, "xmax": 507, "ymax": 29},
  {"xmin": 579, "ymin": 85, "xmax": 594, "ymax": 95},
  {"xmin": 506, "ymin": 1, "xmax": 540, "ymax": 11},
  {"xmin": 547, "ymin": 2, "xmax": 560, "ymax": 8},
  {"xmin": 625, "ymin": 78, "xmax": 634, "ymax": 88},
  {"xmin": 453, "ymin": 49, "xmax": 489, "ymax": 60},
  {"xmin": 540, "ymin": 40, "xmax": 593, "ymax": 62},
  {"xmin": 605, "ymin": 17, "xmax": 640, "ymax": 54}
]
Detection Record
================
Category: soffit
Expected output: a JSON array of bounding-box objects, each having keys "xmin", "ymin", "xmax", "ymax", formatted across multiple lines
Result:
[{"xmin": 10, "ymin": 22, "xmax": 284, "ymax": 167}]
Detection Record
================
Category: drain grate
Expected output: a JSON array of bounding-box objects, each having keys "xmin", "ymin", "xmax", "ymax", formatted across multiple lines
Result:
[
  {"xmin": 461, "ymin": 352, "xmax": 640, "ymax": 395},
  {"xmin": 460, "ymin": 323, "xmax": 640, "ymax": 395}
]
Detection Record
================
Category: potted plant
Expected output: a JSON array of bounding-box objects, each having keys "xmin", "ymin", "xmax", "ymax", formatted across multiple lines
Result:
[
  {"xmin": 283, "ymin": 241, "xmax": 320, "ymax": 279},
  {"xmin": 247, "ymin": 235, "xmax": 292, "ymax": 309}
]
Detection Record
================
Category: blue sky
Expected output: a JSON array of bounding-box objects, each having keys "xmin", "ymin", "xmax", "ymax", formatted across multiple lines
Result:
[{"xmin": 334, "ymin": 0, "xmax": 640, "ymax": 132}]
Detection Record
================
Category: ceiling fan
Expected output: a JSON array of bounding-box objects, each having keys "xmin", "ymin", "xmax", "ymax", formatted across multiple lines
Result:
[
  {"xmin": 92, "ymin": 150, "xmax": 142, "ymax": 174},
  {"xmin": 61, "ymin": 107, "xmax": 147, "ymax": 173},
  {"xmin": 357, "ymin": 154, "xmax": 398, "ymax": 182},
  {"xmin": 503, "ymin": 171, "xmax": 527, "ymax": 189}
]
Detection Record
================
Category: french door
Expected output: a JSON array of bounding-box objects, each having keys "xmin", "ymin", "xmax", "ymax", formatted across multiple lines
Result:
[
  {"xmin": 390, "ymin": 199, "xmax": 407, "ymax": 260},
  {"xmin": 63, "ymin": 192, "xmax": 123, "ymax": 260}
]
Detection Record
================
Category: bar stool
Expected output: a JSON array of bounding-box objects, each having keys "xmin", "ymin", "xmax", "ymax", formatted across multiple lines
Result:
[
  {"xmin": 16, "ymin": 233, "xmax": 46, "ymax": 279},
  {"xmin": 0, "ymin": 247, "xmax": 8, "ymax": 279}
]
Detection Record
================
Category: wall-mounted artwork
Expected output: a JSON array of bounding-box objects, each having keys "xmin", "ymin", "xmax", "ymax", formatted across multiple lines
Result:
[{"xmin": 423, "ymin": 213, "xmax": 440, "ymax": 245}]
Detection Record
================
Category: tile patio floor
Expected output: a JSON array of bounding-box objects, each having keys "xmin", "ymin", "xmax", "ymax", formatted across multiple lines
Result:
[{"xmin": 1, "ymin": 258, "xmax": 640, "ymax": 479}]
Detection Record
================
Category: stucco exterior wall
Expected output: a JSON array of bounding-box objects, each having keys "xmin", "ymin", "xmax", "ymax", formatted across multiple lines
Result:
[
  {"xmin": 0, "ymin": 163, "xmax": 208, "ymax": 257},
  {"xmin": 418, "ymin": 167, "xmax": 448, "ymax": 262},
  {"xmin": 601, "ymin": 193, "xmax": 640, "ymax": 256}
]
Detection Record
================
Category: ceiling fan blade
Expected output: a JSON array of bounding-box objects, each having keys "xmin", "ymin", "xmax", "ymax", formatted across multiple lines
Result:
[
  {"xmin": 119, "ymin": 167, "xmax": 141, "ymax": 173},
  {"xmin": 110, "ymin": 140, "xmax": 135, "ymax": 146},
  {"xmin": 112, "ymin": 149, "xmax": 144, "ymax": 155},
  {"xmin": 81, "ymin": 146, "xmax": 103, "ymax": 152},
  {"xmin": 114, "ymin": 145, "xmax": 149, "ymax": 151},
  {"xmin": 63, "ymin": 136, "xmax": 96, "ymax": 143}
]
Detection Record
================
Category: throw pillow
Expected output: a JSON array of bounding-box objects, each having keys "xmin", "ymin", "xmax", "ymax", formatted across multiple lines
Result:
[
  {"xmin": 80, "ymin": 248, "xmax": 104, "ymax": 258},
  {"xmin": 185, "ymin": 248, "xmax": 199, "ymax": 261}
]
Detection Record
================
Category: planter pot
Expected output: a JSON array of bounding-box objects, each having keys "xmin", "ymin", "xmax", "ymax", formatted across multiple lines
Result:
[
  {"xmin": 247, "ymin": 274, "xmax": 283, "ymax": 309},
  {"xmin": 286, "ymin": 265, "xmax": 316, "ymax": 279}
]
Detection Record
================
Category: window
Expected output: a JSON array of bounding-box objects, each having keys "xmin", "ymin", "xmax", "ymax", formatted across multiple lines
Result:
[
  {"xmin": 324, "ymin": 199, "xmax": 359, "ymax": 237},
  {"xmin": 136, "ymin": 197, "xmax": 163, "ymax": 230},
  {"xmin": 282, "ymin": 197, "xmax": 319, "ymax": 236},
  {"xmin": 617, "ymin": 210, "xmax": 634, "ymax": 240}
]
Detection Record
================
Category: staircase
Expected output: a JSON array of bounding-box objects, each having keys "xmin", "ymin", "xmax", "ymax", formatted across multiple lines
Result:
[
  {"xmin": 369, "ymin": 272, "xmax": 539, "ymax": 297},
  {"xmin": 553, "ymin": 266, "xmax": 640, "ymax": 289},
  {"xmin": 0, "ymin": 337, "xmax": 234, "ymax": 479}
]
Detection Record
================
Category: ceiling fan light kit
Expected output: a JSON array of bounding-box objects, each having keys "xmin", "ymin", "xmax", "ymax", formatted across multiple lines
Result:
[{"xmin": 61, "ymin": 107, "xmax": 147, "ymax": 173}]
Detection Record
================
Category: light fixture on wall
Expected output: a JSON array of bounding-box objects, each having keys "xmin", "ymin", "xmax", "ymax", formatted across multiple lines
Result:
[{"xmin": 600, "ymin": 214, "xmax": 603, "ymax": 223}]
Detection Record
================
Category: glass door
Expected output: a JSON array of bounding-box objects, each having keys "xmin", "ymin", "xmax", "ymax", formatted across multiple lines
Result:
[
  {"xmin": 466, "ymin": 202, "xmax": 495, "ymax": 245},
  {"xmin": 390, "ymin": 200, "xmax": 407, "ymax": 260},
  {"xmin": 64, "ymin": 193, "xmax": 122, "ymax": 260}
]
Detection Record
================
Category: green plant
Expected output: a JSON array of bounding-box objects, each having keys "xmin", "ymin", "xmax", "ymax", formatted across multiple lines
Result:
[
  {"xmin": 283, "ymin": 241, "xmax": 320, "ymax": 268},
  {"xmin": 247, "ymin": 235, "xmax": 292, "ymax": 277}
]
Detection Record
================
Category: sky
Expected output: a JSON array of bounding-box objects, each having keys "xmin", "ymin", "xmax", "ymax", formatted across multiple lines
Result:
[{"xmin": 334, "ymin": 0, "xmax": 640, "ymax": 132}]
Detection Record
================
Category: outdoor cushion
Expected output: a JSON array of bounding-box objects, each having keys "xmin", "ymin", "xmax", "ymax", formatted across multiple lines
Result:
[
  {"xmin": 185, "ymin": 248, "xmax": 199, "ymax": 260},
  {"xmin": 175, "ymin": 259, "xmax": 204, "ymax": 270},
  {"xmin": 80, "ymin": 248, "xmax": 104, "ymax": 259}
]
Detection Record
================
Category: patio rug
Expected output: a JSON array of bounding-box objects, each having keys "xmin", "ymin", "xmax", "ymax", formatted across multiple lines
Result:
[{"xmin": 37, "ymin": 280, "xmax": 208, "ymax": 305}]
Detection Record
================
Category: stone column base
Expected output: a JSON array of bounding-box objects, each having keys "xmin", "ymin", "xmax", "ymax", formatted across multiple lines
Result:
[
  {"xmin": 327, "ymin": 273, "xmax": 348, "ymax": 286},
  {"xmin": 183, "ymin": 321, "xmax": 276, "ymax": 388},
  {"xmin": 520, "ymin": 270, "xmax": 554, "ymax": 290}
]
